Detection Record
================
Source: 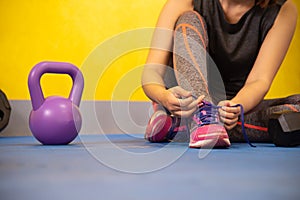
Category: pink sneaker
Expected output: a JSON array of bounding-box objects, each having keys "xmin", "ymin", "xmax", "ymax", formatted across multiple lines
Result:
[
  {"xmin": 189, "ymin": 101, "xmax": 231, "ymax": 148},
  {"xmin": 145, "ymin": 110, "xmax": 186, "ymax": 142}
]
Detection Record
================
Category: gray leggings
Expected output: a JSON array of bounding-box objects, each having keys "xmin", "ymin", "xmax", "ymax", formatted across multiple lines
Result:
[{"xmin": 172, "ymin": 11, "xmax": 300, "ymax": 142}]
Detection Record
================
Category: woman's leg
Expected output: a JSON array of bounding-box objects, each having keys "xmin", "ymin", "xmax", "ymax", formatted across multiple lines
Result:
[
  {"xmin": 173, "ymin": 11, "xmax": 230, "ymax": 148},
  {"xmin": 228, "ymin": 94, "xmax": 300, "ymax": 142},
  {"xmin": 173, "ymin": 11, "xmax": 211, "ymax": 101}
]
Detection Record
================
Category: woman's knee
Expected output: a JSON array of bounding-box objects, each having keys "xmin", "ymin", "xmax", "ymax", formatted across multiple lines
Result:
[
  {"xmin": 175, "ymin": 10, "xmax": 208, "ymax": 48},
  {"xmin": 176, "ymin": 11, "xmax": 207, "ymax": 30}
]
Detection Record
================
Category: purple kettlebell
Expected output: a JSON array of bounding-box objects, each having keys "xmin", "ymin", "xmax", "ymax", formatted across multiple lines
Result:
[{"xmin": 28, "ymin": 62, "xmax": 84, "ymax": 145}]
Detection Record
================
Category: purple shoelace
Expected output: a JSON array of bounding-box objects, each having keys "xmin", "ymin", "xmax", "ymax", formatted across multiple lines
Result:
[
  {"xmin": 230, "ymin": 104, "xmax": 256, "ymax": 147},
  {"xmin": 193, "ymin": 101, "xmax": 221, "ymax": 126}
]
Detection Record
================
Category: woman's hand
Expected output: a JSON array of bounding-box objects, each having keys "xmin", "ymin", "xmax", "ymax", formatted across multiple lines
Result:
[
  {"xmin": 218, "ymin": 100, "xmax": 241, "ymax": 130},
  {"xmin": 161, "ymin": 86, "xmax": 204, "ymax": 118}
]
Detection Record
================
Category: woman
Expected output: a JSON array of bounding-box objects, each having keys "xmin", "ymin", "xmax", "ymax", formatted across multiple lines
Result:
[{"xmin": 142, "ymin": 0, "xmax": 299, "ymax": 148}]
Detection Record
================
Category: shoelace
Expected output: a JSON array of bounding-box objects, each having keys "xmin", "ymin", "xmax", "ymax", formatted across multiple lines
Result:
[
  {"xmin": 190, "ymin": 99, "xmax": 256, "ymax": 147},
  {"xmin": 230, "ymin": 104, "xmax": 256, "ymax": 147},
  {"xmin": 193, "ymin": 101, "xmax": 220, "ymax": 126}
]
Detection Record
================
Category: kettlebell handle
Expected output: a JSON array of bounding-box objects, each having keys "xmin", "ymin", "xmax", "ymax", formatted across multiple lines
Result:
[{"xmin": 28, "ymin": 61, "xmax": 84, "ymax": 110}]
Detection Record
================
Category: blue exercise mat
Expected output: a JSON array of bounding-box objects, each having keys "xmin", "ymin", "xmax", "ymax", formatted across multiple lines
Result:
[{"xmin": 0, "ymin": 134, "xmax": 299, "ymax": 200}]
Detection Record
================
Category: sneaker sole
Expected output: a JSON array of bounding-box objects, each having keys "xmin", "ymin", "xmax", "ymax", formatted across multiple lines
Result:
[{"xmin": 189, "ymin": 131, "xmax": 231, "ymax": 148}]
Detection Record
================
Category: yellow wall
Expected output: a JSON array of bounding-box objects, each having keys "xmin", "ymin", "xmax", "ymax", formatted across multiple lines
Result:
[{"xmin": 0, "ymin": 0, "xmax": 299, "ymax": 101}]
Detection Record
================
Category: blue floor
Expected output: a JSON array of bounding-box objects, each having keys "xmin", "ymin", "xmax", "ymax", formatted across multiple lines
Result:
[{"xmin": 1, "ymin": 134, "xmax": 300, "ymax": 200}]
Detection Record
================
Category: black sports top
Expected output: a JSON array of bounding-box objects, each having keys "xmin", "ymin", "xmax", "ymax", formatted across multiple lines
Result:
[{"xmin": 193, "ymin": 0, "xmax": 286, "ymax": 99}]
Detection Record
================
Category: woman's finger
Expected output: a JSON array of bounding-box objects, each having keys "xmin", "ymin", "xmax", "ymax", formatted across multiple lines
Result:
[
  {"xmin": 220, "ymin": 115, "xmax": 238, "ymax": 124},
  {"xmin": 172, "ymin": 106, "xmax": 198, "ymax": 118},
  {"xmin": 220, "ymin": 106, "xmax": 240, "ymax": 114},
  {"xmin": 219, "ymin": 109, "xmax": 239, "ymax": 120}
]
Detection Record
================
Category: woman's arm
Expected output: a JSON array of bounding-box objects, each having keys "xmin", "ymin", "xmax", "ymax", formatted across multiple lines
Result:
[
  {"xmin": 219, "ymin": 0, "xmax": 298, "ymax": 129},
  {"xmin": 142, "ymin": 0, "xmax": 201, "ymax": 117}
]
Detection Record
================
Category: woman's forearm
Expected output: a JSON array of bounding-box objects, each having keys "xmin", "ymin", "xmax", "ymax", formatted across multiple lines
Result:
[
  {"xmin": 142, "ymin": 58, "xmax": 169, "ymax": 104},
  {"xmin": 231, "ymin": 80, "xmax": 270, "ymax": 113},
  {"xmin": 142, "ymin": 83, "xmax": 167, "ymax": 105}
]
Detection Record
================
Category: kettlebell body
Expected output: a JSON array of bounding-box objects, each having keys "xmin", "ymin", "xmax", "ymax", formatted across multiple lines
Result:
[
  {"xmin": 28, "ymin": 62, "xmax": 84, "ymax": 145},
  {"xmin": 29, "ymin": 96, "xmax": 82, "ymax": 145}
]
